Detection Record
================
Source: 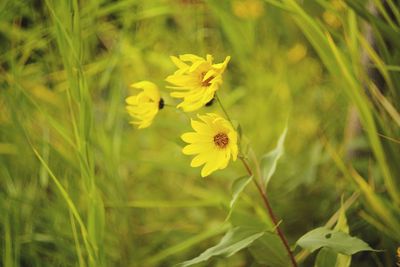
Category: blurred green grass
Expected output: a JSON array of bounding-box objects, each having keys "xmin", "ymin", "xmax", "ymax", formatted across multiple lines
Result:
[{"xmin": 1, "ymin": 0, "xmax": 399, "ymax": 266}]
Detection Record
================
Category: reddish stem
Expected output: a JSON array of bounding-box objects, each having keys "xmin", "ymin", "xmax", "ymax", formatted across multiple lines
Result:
[{"xmin": 239, "ymin": 157, "xmax": 298, "ymax": 267}]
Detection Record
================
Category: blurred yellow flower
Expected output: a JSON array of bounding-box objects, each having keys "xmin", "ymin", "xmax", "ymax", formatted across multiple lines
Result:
[
  {"xmin": 331, "ymin": 0, "xmax": 345, "ymax": 10},
  {"xmin": 232, "ymin": 0, "xmax": 264, "ymax": 19},
  {"xmin": 323, "ymin": 11, "xmax": 341, "ymax": 28},
  {"xmin": 181, "ymin": 113, "xmax": 238, "ymax": 177},
  {"xmin": 323, "ymin": 0, "xmax": 345, "ymax": 29},
  {"xmin": 166, "ymin": 54, "xmax": 230, "ymax": 112},
  {"xmin": 125, "ymin": 81, "xmax": 163, "ymax": 129},
  {"xmin": 287, "ymin": 43, "xmax": 307, "ymax": 63}
]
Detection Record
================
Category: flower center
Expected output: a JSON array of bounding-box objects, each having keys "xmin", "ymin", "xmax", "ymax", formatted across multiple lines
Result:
[
  {"xmin": 201, "ymin": 72, "xmax": 214, "ymax": 87},
  {"xmin": 213, "ymin": 132, "xmax": 229, "ymax": 148}
]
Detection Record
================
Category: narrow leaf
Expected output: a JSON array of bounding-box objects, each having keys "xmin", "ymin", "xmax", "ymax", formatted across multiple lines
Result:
[
  {"xmin": 178, "ymin": 227, "xmax": 265, "ymax": 267},
  {"xmin": 334, "ymin": 200, "xmax": 349, "ymax": 233},
  {"xmin": 230, "ymin": 176, "xmax": 253, "ymax": 209},
  {"xmin": 261, "ymin": 127, "xmax": 287, "ymax": 189},
  {"xmin": 249, "ymin": 232, "xmax": 291, "ymax": 267}
]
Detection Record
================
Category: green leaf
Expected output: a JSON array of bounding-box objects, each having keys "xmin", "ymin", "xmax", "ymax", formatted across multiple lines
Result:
[
  {"xmin": 315, "ymin": 248, "xmax": 351, "ymax": 267},
  {"xmin": 261, "ymin": 127, "xmax": 287, "ymax": 189},
  {"xmin": 249, "ymin": 232, "xmax": 291, "ymax": 267},
  {"xmin": 297, "ymin": 227, "xmax": 374, "ymax": 255},
  {"xmin": 230, "ymin": 176, "xmax": 253, "ymax": 210},
  {"xmin": 314, "ymin": 202, "xmax": 351, "ymax": 267},
  {"xmin": 334, "ymin": 201, "xmax": 349, "ymax": 233},
  {"xmin": 226, "ymin": 176, "xmax": 253, "ymax": 220},
  {"xmin": 336, "ymin": 253, "xmax": 352, "ymax": 267},
  {"xmin": 88, "ymin": 191, "xmax": 105, "ymax": 257},
  {"xmin": 345, "ymin": 0, "xmax": 400, "ymax": 47},
  {"xmin": 230, "ymin": 209, "xmax": 273, "ymax": 231},
  {"xmin": 315, "ymin": 248, "xmax": 339, "ymax": 267},
  {"xmin": 178, "ymin": 227, "xmax": 265, "ymax": 267}
]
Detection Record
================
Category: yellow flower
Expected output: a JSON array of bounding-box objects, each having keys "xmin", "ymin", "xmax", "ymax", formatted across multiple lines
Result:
[
  {"xmin": 125, "ymin": 81, "xmax": 162, "ymax": 129},
  {"xmin": 322, "ymin": 0, "xmax": 345, "ymax": 29},
  {"xmin": 166, "ymin": 54, "xmax": 230, "ymax": 112},
  {"xmin": 323, "ymin": 11, "xmax": 341, "ymax": 28},
  {"xmin": 181, "ymin": 113, "xmax": 238, "ymax": 177},
  {"xmin": 287, "ymin": 43, "xmax": 307, "ymax": 63},
  {"xmin": 232, "ymin": 0, "xmax": 264, "ymax": 19}
]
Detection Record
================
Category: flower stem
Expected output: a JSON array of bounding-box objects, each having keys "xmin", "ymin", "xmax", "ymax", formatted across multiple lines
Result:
[
  {"xmin": 239, "ymin": 157, "xmax": 298, "ymax": 267},
  {"xmin": 215, "ymin": 94, "xmax": 297, "ymax": 267},
  {"xmin": 215, "ymin": 94, "xmax": 233, "ymax": 124}
]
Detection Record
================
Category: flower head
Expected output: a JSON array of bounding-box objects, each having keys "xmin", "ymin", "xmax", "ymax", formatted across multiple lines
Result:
[
  {"xmin": 232, "ymin": 0, "xmax": 264, "ymax": 19},
  {"xmin": 166, "ymin": 54, "xmax": 230, "ymax": 112},
  {"xmin": 181, "ymin": 113, "xmax": 238, "ymax": 177},
  {"xmin": 125, "ymin": 81, "xmax": 162, "ymax": 129}
]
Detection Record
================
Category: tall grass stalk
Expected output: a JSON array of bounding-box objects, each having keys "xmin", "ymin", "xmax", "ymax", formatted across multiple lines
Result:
[{"xmin": 44, "ymin": 0, "xmax": 104, "ymax": 265}]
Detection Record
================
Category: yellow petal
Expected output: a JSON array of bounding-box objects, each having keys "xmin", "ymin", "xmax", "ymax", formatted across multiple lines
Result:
[
  {"xmin": 170, "ymin": 56, "xmax": 188, "ymax": 69},
  {"xmin": 190, "ymin": 153, "xmax": 209, "ymax": 167},
  {"xmin": 189, "ymin": 60, "xmax": 206, "ymax": 72},
  {"xmin": 198, "ymin": 113, "xmax": 222, "ymax": 132},
  {"xmin": 180, "ymin": 102, "xmax": 204, "ymax": 112},
  {"xmin": 181, "ymin": 132, "xmax": 212, "ymax": 143},
  {"xmin": 130, "ymin": 81, "xmax": 160, "ymax": 101},
  {"xmin": 203, "ymin": 70, "xmax": 217, "ymax": 82},
  {"xmin": 130, "ymin": 81, "xmax": 153, "ymax": 89},
  {"xmin": 214, "ymin": 152, "xmax": 228, "ymax": 171},
  {"xmin": 182, "ymin": 143, "xmax": 210, "ymax": 155},
  {"xmin": 190, "ymin": 119, "xmax": 212, "ymax": 134},
  {"xmin": 143, "ymin": 86, "xmax": 160, "ymax": 101},
  {"xmin": 180, "ymin": 54, "xmax": 204, "ymax": 62},
  {"xmin": 218, "ymin": 149, "xmax": 231, "ymax": 169},
  {"xmin": 212, "ymin": 56, "xmax": 231, "ymax": 71},
  {"xmin": 231, "ymin": 144, "xmax": 238, "ymax": 161},
  {"xmin": 125, "ymin": 95, "xmax": 139, "ymax": 105},
  {"xmin": 198, "ymin": 90, "xmax": 215, "ymax": 105},
  {"xmin": 166, "ymin": 74, "xmax": 198, "ymax": 87},
  {"xmin": 166, "ymin": 85, "xmax": 191, "ymax": 90},
  {"xmin": 171, "ymin": 91, "xmax": 190, "ymax": 98},
  {"xmin": 183, "ymin": 88, "xmax": 206, "ymax": 100},
  {"xmin": 200, "ymin": 150, "xmax": 222, "ymax": 177},
  {"xmin": 201, "ymin": 155, "xmax": 218, "ymax": 177}
]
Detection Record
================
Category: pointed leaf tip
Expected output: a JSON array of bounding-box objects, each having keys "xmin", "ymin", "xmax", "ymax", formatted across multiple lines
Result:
[{"xmin": 261, "ymin": 127, "xmax": 287, "ymax": 190}]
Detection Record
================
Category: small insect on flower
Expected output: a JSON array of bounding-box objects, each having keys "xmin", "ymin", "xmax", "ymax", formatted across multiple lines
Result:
[
  {"xmin": 166, "ymin": 54, "xmax": 230, "ymax": 112},
  {"xmin": 125, "ymin": 81, "xmax": 163, "ymax": 129},
  {"xmin": 181, "ymin": 113, "xmax": 238, "ymax": 177}
]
